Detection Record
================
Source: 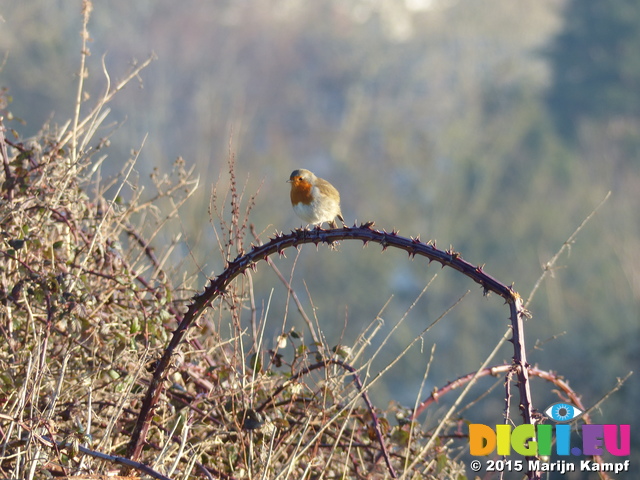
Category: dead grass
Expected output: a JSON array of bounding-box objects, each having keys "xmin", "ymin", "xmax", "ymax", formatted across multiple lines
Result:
[
  {"xmin": 0, "ymin": 9, "xmax": 467, "ymax": 478},
  {"xmin": 0, "ymin": 120, "xmax": 467, "ymax": 479}
]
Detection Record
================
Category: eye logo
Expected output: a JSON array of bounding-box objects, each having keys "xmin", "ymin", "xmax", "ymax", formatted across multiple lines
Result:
[
  {"xmin": 545, "ymin": 402, "xmax": 583, "ymax": 423},
  {"xmin": 470, "ymin": 402, "xmax": 630, "ymax": 458}
]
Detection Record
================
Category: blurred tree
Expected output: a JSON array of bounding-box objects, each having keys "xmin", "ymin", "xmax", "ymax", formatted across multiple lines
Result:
[{"xmin": 545, "ymin": 0, "xmax": 640, "ymax": 139}]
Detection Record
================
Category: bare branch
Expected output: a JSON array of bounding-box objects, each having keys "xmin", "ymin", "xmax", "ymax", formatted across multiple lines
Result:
[{"xmin": 127, "ymin": 223, "xmax": 536, "ymax": 473}]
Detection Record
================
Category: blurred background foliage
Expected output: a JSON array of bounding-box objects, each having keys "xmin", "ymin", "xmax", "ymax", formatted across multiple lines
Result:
[{"xmin": 1, "ymin": 0, "xmax": 637, "ymax": 464}]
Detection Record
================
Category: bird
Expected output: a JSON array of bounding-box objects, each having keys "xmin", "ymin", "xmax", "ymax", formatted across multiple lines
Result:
[{"xmin": 288, "ymin": 169, "xmax": 345, "ymax": 228}]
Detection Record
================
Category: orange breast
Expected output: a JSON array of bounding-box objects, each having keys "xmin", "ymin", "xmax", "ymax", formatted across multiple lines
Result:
[{"xmin": 290, "ymin": 179, "xmax": 313, "ymax": 205}]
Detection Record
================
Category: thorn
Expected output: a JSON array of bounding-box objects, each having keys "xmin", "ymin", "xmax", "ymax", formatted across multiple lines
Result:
[
  {"xmin": 411, "ymin": 235, "xmax": 421, "ymax": 244},
  {"xmin": 509, "ymin": 286, "xmax": 522, "ymax": 301}
]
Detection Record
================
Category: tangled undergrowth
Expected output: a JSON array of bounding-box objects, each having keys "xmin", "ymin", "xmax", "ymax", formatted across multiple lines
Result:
[{"xmin": 0, "ymin": 74, "xmax": 469, "ymax": 479}]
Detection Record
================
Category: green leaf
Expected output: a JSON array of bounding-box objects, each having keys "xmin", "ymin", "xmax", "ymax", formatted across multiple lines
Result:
[{"xmin": 248, "ymin": 353, "xmax": 262, "ymax": 372}]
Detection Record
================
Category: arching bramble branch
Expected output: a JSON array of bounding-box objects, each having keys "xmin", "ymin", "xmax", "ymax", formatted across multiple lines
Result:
[{"xmin": 126, "ymin": 223, "xmax": 535, "ymax": 467}]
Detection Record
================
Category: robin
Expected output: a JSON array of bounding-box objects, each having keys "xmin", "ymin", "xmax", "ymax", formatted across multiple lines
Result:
[{"xmin": 288, "ymin": 169, "xmax": 345, "ymax": 228}]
